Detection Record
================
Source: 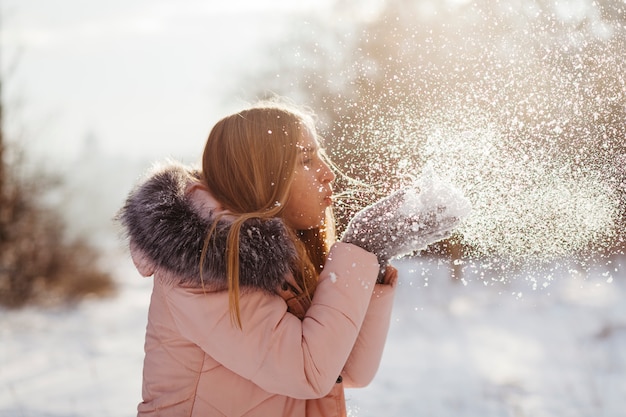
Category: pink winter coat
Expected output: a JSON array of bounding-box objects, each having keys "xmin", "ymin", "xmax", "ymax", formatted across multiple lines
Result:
[{"xmin": 118, "ymin": 163, "xmax": 396, "ymax": 417}]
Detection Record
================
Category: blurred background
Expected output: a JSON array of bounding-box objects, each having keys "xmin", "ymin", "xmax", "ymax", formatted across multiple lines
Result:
[{"xmin": 1, "ymin": 1, "xmax": 625, "ymax": 416}]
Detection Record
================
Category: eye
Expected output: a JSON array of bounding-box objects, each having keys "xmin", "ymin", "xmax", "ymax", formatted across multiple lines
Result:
[
  {"xmin": 301, "ymin": 152, "xmax": 314, "ymax": 166},
  {"xmin": 298, "ymin": 146, "xmax": 323, "ymax": 169}
]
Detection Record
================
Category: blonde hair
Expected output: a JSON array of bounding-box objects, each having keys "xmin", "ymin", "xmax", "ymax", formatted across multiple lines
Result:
[{"xmin": 199, "ymin": 100, "xmax": 335, "ymax": 328}]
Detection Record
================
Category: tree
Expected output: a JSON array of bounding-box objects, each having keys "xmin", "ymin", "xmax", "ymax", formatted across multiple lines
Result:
[{"xmin": 0, "ymin": 14, "xmax": 115, "ymax": 308}]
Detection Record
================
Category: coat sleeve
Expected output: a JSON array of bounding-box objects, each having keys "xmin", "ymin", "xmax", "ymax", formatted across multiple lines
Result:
[
  {"xmin": 163, "ymin": 242, "xmax": 380, "ymax": 399},
  {"xmin": 341, "ymin": 282, "xmax": 396, "ymax": 388}
]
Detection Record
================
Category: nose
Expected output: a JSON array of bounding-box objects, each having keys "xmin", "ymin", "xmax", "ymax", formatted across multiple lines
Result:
[{"xmin": 319, "ymin": 160, "xmax": 336, "ymax": 183}]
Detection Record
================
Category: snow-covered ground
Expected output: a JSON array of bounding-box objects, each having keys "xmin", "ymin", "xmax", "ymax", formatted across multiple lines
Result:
[{"xmin": 1, "ymin": 248, "xmax": 624, "ymax": 417}]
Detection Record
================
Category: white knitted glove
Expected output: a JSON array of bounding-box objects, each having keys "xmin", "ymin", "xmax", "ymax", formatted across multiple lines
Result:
[{"xmin": 341, "ymin": 166, "xmax": 471, "ymax": 280}]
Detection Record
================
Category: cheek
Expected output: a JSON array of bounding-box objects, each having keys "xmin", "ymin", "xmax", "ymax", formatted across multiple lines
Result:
[
  {"xmin": 296, "ymin": 181, "xmax": 320, "ymax": 196},
  {"xmin": 289, "ymin": 183, "xmax": 317, "ymax": 212},
  {"xmin": 292, "ymin": 170, "xmax": 318, "ymax": 194},
  {"xmin": 283, "ymin": 176, "xmax": 325, "ymax": 228}
]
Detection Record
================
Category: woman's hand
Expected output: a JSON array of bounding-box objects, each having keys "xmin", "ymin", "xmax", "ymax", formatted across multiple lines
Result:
[
  {"xmin": 340, "ymin": 167, "xmax": 471, "ymax": 281},
  {"xmin": 379, "ymin": 265, "xmax": 398, "ymax": 287}
]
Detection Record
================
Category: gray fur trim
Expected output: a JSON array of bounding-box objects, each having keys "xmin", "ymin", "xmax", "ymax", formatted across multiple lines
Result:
[{"xmin": 116, "ymin": 162, "xmax": 297, "ymax": 293}]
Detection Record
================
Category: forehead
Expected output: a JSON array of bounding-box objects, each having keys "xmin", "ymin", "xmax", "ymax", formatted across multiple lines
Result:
[{"xmin": 296, "ymin": 128, "xmax": 320, "ymax": 152}]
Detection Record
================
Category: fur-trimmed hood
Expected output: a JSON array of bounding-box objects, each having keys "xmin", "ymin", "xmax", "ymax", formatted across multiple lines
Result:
[{"xmin": 116, "ymin": 162, "xmax": 298, "ymax": 293}]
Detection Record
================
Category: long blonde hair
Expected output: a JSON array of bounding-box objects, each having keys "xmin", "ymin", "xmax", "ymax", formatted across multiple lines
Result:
[{"xmin": 199, "ymin": 101, "xmax": 335, "ymax": 328}]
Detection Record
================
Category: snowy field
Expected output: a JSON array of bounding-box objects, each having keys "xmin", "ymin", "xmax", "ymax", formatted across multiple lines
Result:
[{"xmin": 1, "ymin": 248, "xmax": 625, "ymax": 417}]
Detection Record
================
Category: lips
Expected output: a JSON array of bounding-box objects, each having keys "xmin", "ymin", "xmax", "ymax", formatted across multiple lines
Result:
[{"xmin": 322, "ymin": 186, "xmax": 333, "ymax": 206}]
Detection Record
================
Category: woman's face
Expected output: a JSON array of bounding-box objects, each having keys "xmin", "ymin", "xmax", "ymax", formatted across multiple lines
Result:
[{"xmin": 282, "ymin": 130, "xmax": 336, "ymax": 230}]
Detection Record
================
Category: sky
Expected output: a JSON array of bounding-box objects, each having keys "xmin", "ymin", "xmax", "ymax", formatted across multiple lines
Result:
[
  {"xmin": 2, "ymin": 0, "xmax": 588, "ymax": 164},
  {"xmin": 0, "ymin": 0, "xmax": 341, "ymax": 163}
]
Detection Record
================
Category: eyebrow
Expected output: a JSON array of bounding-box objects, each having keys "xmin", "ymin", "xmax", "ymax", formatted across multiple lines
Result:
[{"xmin": 297, "ymin": 146, "xmax": 318, "ymax": 153}]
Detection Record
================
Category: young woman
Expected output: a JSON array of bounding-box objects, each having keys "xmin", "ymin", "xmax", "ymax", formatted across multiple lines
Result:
[{"xmin": 117, "ymin": 99, "xmax": 464, "ymax": 416}]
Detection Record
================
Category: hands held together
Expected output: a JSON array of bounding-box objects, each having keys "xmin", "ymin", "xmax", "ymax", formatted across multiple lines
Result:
[{"xmin": 340, "ymin": 166, "xmax": 471, "ymax": 282}]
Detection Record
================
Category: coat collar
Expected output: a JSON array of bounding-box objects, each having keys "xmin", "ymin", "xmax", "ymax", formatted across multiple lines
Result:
[{"xmin": 117, "ymin": 162, "xmax": 298, "ymax": 293}]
